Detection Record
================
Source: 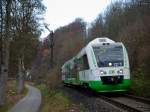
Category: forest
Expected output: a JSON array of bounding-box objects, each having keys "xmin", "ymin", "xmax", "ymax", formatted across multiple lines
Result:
[
  {"xmin": 0, "ymin": 0, "xmax": 45, "ymax": 106},
  {"xmin": 34, "ymin": 0, "xmax": 150, "ymax": 97},
  {"xmin": 0, "ymin": 0, "xmax": 150, "ymax": 109}
]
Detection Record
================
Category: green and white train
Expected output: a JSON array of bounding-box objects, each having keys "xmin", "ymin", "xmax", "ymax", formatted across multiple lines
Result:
[{"xmin": 61, "ymin": 37, "xmax": 131, "ymax": 92}]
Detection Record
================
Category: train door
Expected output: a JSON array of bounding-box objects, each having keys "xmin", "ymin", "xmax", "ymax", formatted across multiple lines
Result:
[
  {"xmin": 71, "ymin": 59, "xmax": 78, "ymax": 80},
  {"xmin": 78, "ymin": 54, "xmax": 90, "ymax": 81}
]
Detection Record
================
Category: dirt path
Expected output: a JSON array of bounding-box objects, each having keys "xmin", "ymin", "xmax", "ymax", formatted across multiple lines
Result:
[{"xmin": 9, "ymin": 85, "xmax": 41, "ymax": 112}]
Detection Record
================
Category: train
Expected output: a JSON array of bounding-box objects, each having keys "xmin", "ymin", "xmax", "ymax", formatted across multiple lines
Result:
[{"xmin": 61, "ymin": 37, "xmax": 131, "ymax": 92}]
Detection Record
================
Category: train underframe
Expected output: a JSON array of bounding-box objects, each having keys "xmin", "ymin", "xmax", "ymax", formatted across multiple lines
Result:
[{"xmin": 63, "ymin": 78, "xmax": 131, "ymax": 92}]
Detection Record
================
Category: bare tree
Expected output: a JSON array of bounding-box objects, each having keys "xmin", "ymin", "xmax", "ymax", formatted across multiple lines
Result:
[
  {"xmin": 16, "ymin": 58, "xmax": 25, "ymax": 93},
  {"xmin": 0, "ymin": 0, "xmax": 12, "ymax": 105}
]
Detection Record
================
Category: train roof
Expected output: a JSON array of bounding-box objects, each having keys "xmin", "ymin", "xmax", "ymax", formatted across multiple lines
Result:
[
  {"xmin": 88, "ymin": 37, "xmax": 115, "ymax": 45},
  {"xmin": 76, "ymin": 37, "xmax": 117, "ymax": 58},
  {"xmin": 62, "ymin": 37, "xmax": 121, "ymax": 68}
]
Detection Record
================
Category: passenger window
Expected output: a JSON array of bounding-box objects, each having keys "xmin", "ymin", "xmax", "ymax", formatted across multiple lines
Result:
[
  {"xmin": 82, "ymin": 55, "xmax": 89, "ymax": 70},
  {"xmin": 78, "ymin": 55, "xmax": 89, "ymax": 71}
]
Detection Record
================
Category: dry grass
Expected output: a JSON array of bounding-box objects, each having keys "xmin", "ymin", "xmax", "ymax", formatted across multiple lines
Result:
[
  {"xmin": 36, "ymin": 67, "xmax": 86, "ymax": 112},
  {"xmin": 37, "ymin": 84, "xmax": 70, "ymax": 112},
  {"xmin": 0, "ymin": 80, "xmax": 27, "ymax": 112},
  {"xmin": 45, "ymin": 67, "xmax": 61, "ymax": 88}
]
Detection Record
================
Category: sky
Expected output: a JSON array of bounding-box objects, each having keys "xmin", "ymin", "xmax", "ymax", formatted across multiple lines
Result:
[{"xmin": 41, "ymin": 0, "xmax": 112, "ymax": 38}]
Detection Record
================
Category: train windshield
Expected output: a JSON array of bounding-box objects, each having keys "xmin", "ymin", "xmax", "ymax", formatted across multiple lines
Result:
[{"xmin": 93, "ymin": 45, "xmax": 124, "ymax": 67}]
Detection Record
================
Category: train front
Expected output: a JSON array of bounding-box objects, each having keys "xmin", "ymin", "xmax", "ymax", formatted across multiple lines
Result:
[{"xmin": 89, "ymin": 41, "xmax": 131, "ymax": 92}]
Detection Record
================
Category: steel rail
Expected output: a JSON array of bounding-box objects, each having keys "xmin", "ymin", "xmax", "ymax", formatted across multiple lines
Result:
[
  {"xmin": 98, "ymin": 95, "xmax": 142, "ymax": 112},
  {"xmin": 121, "ymin": 94, "xmax": 150, "ymax": 105}
]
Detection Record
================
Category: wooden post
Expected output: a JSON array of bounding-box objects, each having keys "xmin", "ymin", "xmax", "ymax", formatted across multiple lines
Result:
[
  {"xmin": 50, "ymin": 31, "xmax": 54, "ymax": 68},
  {"xmin": 44, "ymin": 25, "xmax": 54, "ymax": 68}
]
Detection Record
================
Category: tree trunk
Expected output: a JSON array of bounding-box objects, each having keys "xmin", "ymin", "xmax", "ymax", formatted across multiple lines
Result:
[
  {"xmin": 0, "ymin": 43, "xmax": 9, "ymax": 105},
  {"xmin": 16, "ymin": 58, "xmax": 25, "ymax": 94},
  {"xmin": 0, "ymin": 0, "xmax": 11, "ymax": 105}
]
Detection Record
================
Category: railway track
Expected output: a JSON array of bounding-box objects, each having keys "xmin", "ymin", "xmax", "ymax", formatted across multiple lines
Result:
[
  {"xmin": 122, "ymin": 94, "xmax": 150, "ymax": 105},
  {"xmin": 63, "ymin": 85, "xmax": 150, "ymax": 112},
  {"xmin": 98, "ymin": 94, "xmax": 150, "ymax": 112}
]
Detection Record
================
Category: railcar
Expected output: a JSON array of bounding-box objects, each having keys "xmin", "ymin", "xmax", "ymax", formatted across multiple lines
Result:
[{"xmin": 61, "ymin": 37, "xmax": 131, "ymax": 92}]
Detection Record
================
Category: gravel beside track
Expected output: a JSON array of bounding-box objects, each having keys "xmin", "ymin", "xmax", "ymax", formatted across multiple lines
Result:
[
  {"xmin": 59, "ymin": 85, "xmax": 123, "ymax": 112},
  {"xmin": 122, "ymin": 94, "xmax": 150, "ymax": 105},
  {"xmin": 110, "ymin": 96, "xmax": 150, "ymax": 112},
  {"xmin": 59, "ymin": 85, "xmax": 150, "ymax": 112}
]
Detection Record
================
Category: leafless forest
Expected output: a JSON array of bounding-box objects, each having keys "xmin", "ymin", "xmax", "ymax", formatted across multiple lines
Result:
[{"xmin": 0, "ymin": 0, "xmax": 150, "ymax": 107}]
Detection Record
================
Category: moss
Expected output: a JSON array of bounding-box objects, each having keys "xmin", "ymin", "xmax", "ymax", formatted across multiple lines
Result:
[{"xmin": 0, "ymin": 105, "xmax": 9, "ymax": 112}]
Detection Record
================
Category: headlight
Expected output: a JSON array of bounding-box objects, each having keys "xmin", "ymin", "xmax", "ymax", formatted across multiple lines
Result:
[
  {"xmin": 117, "ymin": 69, "xmax": 123, "ymax": 74},
  {"xmin": 108, "ymin": 62, "xmax": 112, "ymax": 66},
  {"xmin": 100, "ymin": 71, "xmax": 104, "ymax": 74},
  {"xmin": 100, "ymin": 70, "xmax": 106, "ymax": 75}
]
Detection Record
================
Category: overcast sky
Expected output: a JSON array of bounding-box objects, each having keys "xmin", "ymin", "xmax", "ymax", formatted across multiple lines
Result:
[{"xmin": 41, "ymin": 0, "xmax": 112, "ymax": 38}]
